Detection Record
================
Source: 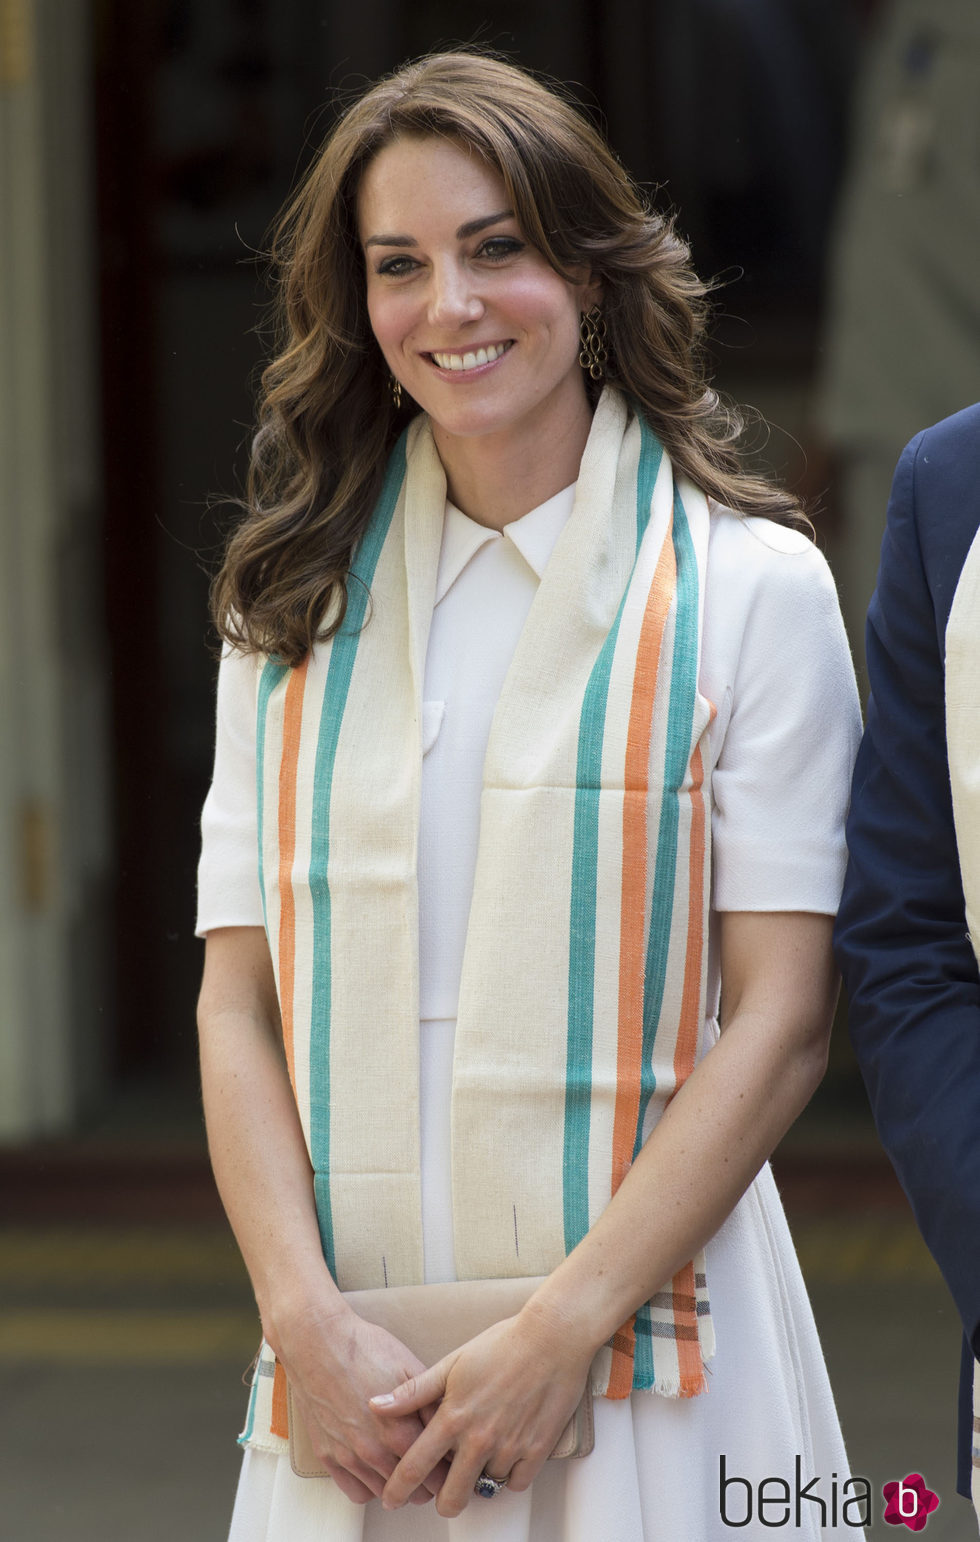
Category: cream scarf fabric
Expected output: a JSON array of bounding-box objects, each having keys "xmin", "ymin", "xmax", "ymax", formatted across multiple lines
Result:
[{"xmin": 243, "ymin": 387, "xmax": 716, "ymax": 1451}]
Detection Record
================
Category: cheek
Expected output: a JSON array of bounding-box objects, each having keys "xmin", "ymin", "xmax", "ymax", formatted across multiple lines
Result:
[
  {"xmin": 365, "ymin": 287, "xmax": 393, "ymax": 353},
  {"xmin": 509, "ymin": 277, "xmax": 584, "ymax": 354},
  {"xmin": 365, "ymin": 287, "xmax": 414, "ymax": 358}
]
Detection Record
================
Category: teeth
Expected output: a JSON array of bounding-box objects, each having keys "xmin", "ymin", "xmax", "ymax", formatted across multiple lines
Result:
[{"xmin": 431, "ymin": 342, "xmax": 508, "ymax": 372}]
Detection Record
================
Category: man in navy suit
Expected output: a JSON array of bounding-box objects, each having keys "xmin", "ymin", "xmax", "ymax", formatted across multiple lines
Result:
[{"xmin": 835, "ymin": 402, "xmax": 980, "ymax": 1512}]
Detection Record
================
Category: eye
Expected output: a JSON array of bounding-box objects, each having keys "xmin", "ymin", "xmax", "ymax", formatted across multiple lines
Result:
[
  {"xmin": 375, "ymin": 254, "xmax": 419, "ymax": 277},
  {"xmin": 477, "ymin": 236, "xmax": 524, "ymax": 261}
]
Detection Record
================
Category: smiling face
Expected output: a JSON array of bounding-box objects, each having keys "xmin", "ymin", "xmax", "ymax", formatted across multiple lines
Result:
[{"xmin": 357, "ymin": 135, "xmax": 598, "ymax": 464}]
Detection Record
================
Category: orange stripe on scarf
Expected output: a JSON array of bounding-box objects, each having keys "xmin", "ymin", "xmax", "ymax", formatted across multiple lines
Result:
[
  {"xmin": 670, "ymin": 1257, "xmax": 705, "ymax": 1395},
  {"xmin": 271, "ymin": 1361, "xmax": 290, "ymax": 1438},
  {"xmin": 672, "ymin": 736, "xmax": 711, "ymax": 1395},
  {"xmin": 607, "ymin": 531, "xmax": 676, "ymax": 1399},
  {"xmin": 673, "ymin": 741, "xmax": 708, "ymax": 1089}
]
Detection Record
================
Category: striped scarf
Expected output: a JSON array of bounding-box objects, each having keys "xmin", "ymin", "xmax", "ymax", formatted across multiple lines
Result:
[{"xmin": 244, "ymin": 388, "xmax": 715, "ymax": 1451}]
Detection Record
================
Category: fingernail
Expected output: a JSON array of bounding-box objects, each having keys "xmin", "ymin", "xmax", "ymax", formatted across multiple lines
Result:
[{"xmin": 370, "ymin": 1393, "xmax": 395, "ymax": 1406}]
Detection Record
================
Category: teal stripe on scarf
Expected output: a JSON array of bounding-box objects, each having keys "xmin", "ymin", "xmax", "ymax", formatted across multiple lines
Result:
[
  {"xmin": 256, "ymin": 660, "xmax": 290, "ymax": 936},
  {"xmin": 631, "ymin": 483, "xmax": 700, "ymax": 1388},
  {"xmin": 306, "ymin": 435, "xmax": 409, "ymax": 1275},
  {"xmin": 238, "ymin": 1358, "xmax": 262, "ymax": 1446},
  {"xmin": 637, "ymin": 486, "xmax": 699, "ymax": 1134},
  {"xmin": 562, "ymin": 417, "xmax": 664, "ymax": 1253},
  {"xmin": 633, "ymin": 413, "xmax": 662, "ymax": 556}
]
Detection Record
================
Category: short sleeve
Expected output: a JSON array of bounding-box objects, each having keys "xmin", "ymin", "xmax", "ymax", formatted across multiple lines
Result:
[
  {"xmin": 195, "ymin": 646, "xmax": 265, "ymax": 936},
  {"xmin": 704, "ymin": 513, "xmax": 862, "ymax": 914}
]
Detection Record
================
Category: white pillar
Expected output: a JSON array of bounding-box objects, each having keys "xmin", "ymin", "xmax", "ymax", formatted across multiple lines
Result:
[{"xmin": 0, "ymin": 0, "xmax": 109, "ymax": 1137}]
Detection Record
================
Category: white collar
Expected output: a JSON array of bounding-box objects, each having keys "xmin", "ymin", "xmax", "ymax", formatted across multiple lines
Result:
[{"xmin": 435, "ymin": 483, "xmax": 577, "ymax": 604}]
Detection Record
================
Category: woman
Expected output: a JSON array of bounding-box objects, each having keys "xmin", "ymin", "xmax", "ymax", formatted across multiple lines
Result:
[{"xmin": 196, "ymin": 51, "xmax": 863, "ymax": 1540}]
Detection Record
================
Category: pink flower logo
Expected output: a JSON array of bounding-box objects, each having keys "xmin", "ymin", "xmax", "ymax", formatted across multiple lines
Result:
[{"xmin": 882, "ymin": 1473, "xmax": 940, "ymax": 1530}]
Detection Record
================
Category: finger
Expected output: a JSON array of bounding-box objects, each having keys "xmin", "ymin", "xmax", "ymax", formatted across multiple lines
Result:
[
  {"xmin": 325, "ymin": 1464, "xmax": 376, "ymax": 1506},
  {"xmin": 325, "ymin": 1444, "xmax": 396, "ymax": 1500},
  {"xmin": 373, "ymin": 1413, "xmax": 444, "ymax": 1498},
  {"xmin": 342, "ymin": 1457, "xmax": 388, "ymax": 1499},
  {"xmin": 505, "ymin": 1453, "xmax": 545, "ymax": 1494},
  {"xmin": 411, "ymin": 1413, "xmax": 446, "ymax": 1498},
  {"xmin": 381, "ymin": 1421, "xmax": 455, "ymax": 1510},
  {"xmin": 421, "ymin": 1455, "xmax": 451, "ymax": 1498},
  {"xmin": 433, "ymin": 1444, "xmax": 496, "ymax": 1518},
  {"xmin": 370, "ymin": 1360, "xmax": 449, "ymax": 1416}
]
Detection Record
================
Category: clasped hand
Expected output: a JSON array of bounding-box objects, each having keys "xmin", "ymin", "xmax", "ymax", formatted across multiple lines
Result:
[
  {"xmin": 369, "ymin": 1309, "xmax": 595, "ymax": 1518},
  {"xmin": 277, "ymin": 1307, "xmax": 448, "ymax": 1508}
]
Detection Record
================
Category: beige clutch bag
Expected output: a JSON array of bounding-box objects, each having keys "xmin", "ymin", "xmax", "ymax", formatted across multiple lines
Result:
[{"xmin": 288, "ymin": 1275, "xmax": 595, "ymax": 1477}]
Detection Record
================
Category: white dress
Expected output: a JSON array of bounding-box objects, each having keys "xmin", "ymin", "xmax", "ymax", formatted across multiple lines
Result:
[{"xmin": 198, "ymin": 488, "xmax": 865, "ymax": 1541}]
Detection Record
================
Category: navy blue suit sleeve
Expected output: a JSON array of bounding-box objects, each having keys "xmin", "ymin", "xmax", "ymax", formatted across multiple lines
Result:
[{"xmin": 835, "ymin": 433, "xmax": 980, "ymax": 1357}]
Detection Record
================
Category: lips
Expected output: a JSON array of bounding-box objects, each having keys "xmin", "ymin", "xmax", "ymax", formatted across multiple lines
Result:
[{"xmin": 427, "ymin": 341, "xmax": 512, "ymax": 372}]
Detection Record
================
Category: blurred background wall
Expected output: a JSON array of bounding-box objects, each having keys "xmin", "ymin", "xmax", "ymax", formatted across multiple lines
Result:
[{"xmin": 0, "ymin": 0, "xmax": 976, "ymax": 1142}]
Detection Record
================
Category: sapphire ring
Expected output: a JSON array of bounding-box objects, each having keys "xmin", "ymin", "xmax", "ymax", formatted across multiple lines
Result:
[{"xmin": 474, "ymin": 1471, "xmax": 508, "ymax": 1498}]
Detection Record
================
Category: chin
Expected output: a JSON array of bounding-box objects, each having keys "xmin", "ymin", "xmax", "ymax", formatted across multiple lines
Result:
[{"xmin": 427, "ymin": 401, "xmax": 518, "ymax": 440}]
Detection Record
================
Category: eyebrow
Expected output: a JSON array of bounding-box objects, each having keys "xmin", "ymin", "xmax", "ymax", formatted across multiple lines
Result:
[{"xmin": 364, "ymin": 209, "xmax": 515, "ymax": 249}]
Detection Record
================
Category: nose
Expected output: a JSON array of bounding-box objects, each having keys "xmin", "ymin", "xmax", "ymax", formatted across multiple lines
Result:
[{"xmin": 427, "ymin": 258, "xmax": 483, "ymax": 328}]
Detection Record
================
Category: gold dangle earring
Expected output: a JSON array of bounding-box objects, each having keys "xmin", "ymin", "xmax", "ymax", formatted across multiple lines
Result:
[
  {"xmin": 578, "ymin": 306, "xmax": 607, "ymax": 382},
  {"xmin": 389, "ymin": 374, "xmax": 404, "ymax": 410}
]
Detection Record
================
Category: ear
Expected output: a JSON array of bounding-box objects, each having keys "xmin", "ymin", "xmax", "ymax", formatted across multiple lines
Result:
[{"xmin": 579, "ymin": 274, "xmax": 603, "ymax": 315}]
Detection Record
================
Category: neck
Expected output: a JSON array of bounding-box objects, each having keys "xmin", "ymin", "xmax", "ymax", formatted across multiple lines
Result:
[{"xmin": 432, "ymin": 395, "xmax": 593, "ymax": 531}]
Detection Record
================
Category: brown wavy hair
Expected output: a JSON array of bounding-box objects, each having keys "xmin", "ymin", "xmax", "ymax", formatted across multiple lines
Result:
[{"xmin": 213, "ymin": 49, "xmax": 808, "ymax": 665}]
